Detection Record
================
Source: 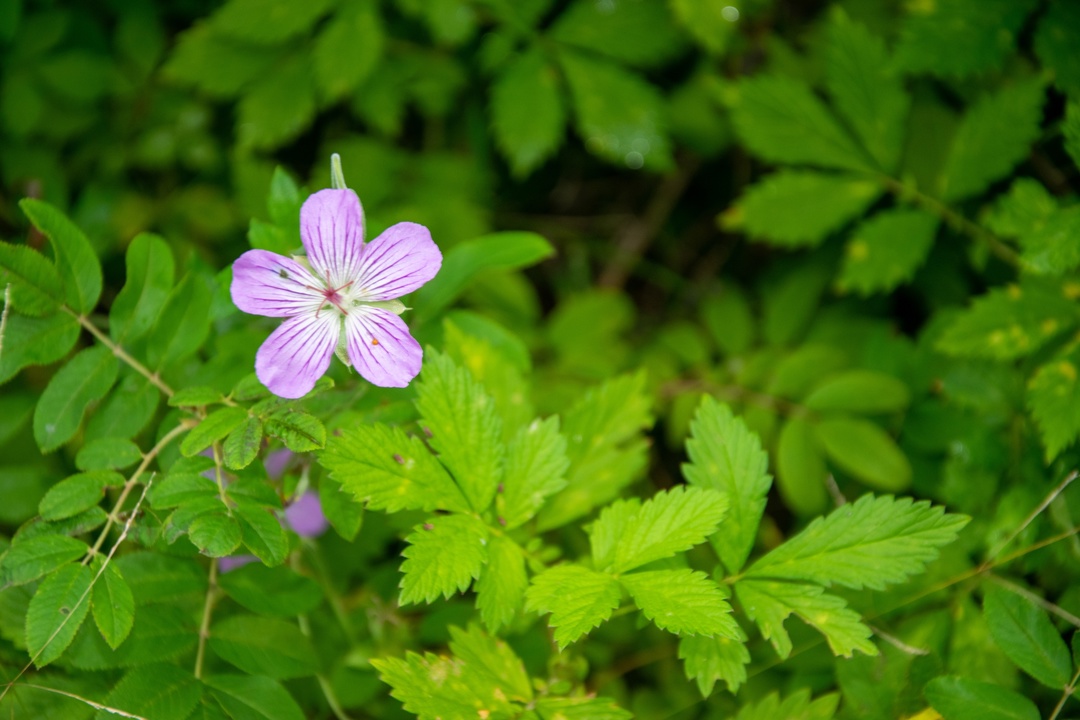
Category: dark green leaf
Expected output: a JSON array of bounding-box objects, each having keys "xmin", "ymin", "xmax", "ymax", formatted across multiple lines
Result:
[
  {"xmin": 168, "ymin": 386, "xmax": 224, "ymax": 408},
  {"xmin": 0, "ymin": 535, "xmax": 87, "ymax": 586},
  {"xmin": 39, "ymin": 470, "xmax": 122, "ymax": 521},
  {"xmin": 109, "ymin": 232, "xmax": 175, "ymax": 344},
  {"xmin": 19, "ymin": 199, "xmax": 102, "ymax": 314},
  {"xmin": 209, "ymin": 614, "xmax": 319, "ymax": 679},
  {"xmin": 180, "ymin": 407, "xmax": 249, "ymax": 457},
  {"xmin": 34, "ymin": 346, "xmax": 119, "ymax": 452},
  {"xmin": 204, "ymin": 674, "xmax": 305, "ymax": 720},
  {"xmin": 815, "ymin": 417, "xmax": 912, "ymax": 492},
  {"xmin": 101, "ymin": 664, "xmax": 201, "ymax": 720},
  {"xmin": 223, "ymin": 416, "xmax": 263, "ymax": 470},
  {"xmin": 188, "ymin": 512, "xmax": 243, "ymax": 557},
  {"xmin": 0, "ymin": 240, "xmax": 63, "ymax": 315},
  {"xmin": 924, "ymin": 676, "xmax": 1039, "ymax": 720},
  {"xmin": 264, "ymin": 409, "xmax": 324, "ymax": 452},
  {"xmin": 838, "ymin": 208, "xmax": 940, "ymax": 294},
  {"xmin": 550, "ymin": 0, "xmax": 685, "ymax": 68},
  {"xmin": 75, "ymin": 437, "xmax": 143, "ymax": 471},
  {"xmin": 491, "ymin": 48, "xmax": 566, "ymax": 177},
  {"xmin": 0, "ymin": 312, "xmax": 80, "ymax": 384},
  {"xmin": 234, "ymin": 501, "xmax": 288, "ymax": 566},
  {"xmin": 148, "ymin": 273, "xmax": 212, "ymax": 369},
  {"xmin": 26, "ymin": 563, "xmax": 93, "ymax": 667},
  {"xmin": 90, "ymin": 557, "xmax": 135, "ymax": 649},
  {"xmin": 983, "ymin": 584, "xmax": 1071, "ymax": 689},
  {"xmin": 217, "ymin": 563, "xmax": 322, "ymax": 617}
]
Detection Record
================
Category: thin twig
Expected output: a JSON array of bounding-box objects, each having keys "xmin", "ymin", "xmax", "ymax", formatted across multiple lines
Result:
[
  {"xmin": 65, "ymin": 307, "xmax": 174, "ymax": 397},
  {"xmin": 194, "ymin": 558, "xmax": 218, "ymax": 680},
  {"xmin": 982, "ymin": 471, "xmax": 1078, "ymax": 570},
  {"xmin": 9, "ymin": 684, "xmax": 149, "ymax": 719},
  {"xmin": 1050, "ymin": 664, "xmax": 1080, "ymax": 720},
  {"xmin": 868, "ymin": 624, "xmax": 929, "ymax": 655},
  {"xmin": 0, "ymin": 284, "xmax": 11, "ymax": 364},
  {"xmin": 987, "ymin": 574, "xmax": 1080, "ymax": 628}
]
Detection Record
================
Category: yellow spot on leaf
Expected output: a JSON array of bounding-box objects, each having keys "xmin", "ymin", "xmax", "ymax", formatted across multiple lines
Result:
[
  {"xmin": 848, "ymin": 240, "xmax": 869, "ymax": 261},
  {"xmin": 1060, "ymin": 361, "xmax": 1078, "ymax": 382},
  {"xmin": 1065, "ymin": 281, "xmax": 1080, "ymax": 299},
  {"xmin": 1006, "ymin": 284, "xmax": 1022, "ymax": 300},
  {"xmin": 1042, "ymin": 318, "xmax": 1059, "ymax": 336}
]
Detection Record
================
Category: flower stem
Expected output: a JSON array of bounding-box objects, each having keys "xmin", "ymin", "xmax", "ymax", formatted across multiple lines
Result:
[
  {"xmin": 330, "ymin": 153, "xmax": 347, "ymax": 190},
  {"xmin": 64, "ymin": 307, "xmax": 174, "ymax": 397},
  {"xmin": 194, "ymin": 558, "xmax": 219, "ymax": 680}
]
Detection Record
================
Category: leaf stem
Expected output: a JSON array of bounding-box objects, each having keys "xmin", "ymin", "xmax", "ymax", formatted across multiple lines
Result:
[
  {"xmin": 11, "ymin": 683, "xmax": 149, "ymax": 719},
  {"xmin": 0, "ymin": 283, "xmax": 11, "ymax": 364},
  {"xmin": 194, "ymin": 558, "xmax": 218, "ymax": 680},
  {"xmin": 1050, "ymin": 663, "xmax": 1080, "ymax": 720},
  {"xmin": 64, "ymin": 307, "xmax": 174, "ymax": 397}
]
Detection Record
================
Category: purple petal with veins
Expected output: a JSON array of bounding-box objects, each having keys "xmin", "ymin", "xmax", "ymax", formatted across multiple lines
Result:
[{"xmin": 285, "ymin": 491, "xmax": 329, "ymax": 538}]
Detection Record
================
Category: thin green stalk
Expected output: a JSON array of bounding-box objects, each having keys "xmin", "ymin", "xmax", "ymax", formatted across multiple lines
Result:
[
  {"xmin": 65, "ymin": 307, "xmax": 174, "ymax": 397},
  {"xmin": 194, "ymin": 559, "xmax": 219, "ymax": 680}
]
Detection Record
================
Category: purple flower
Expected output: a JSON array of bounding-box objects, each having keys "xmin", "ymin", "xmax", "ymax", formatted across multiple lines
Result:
[
  {"xmin": 284, "ymin": 491, "xmax": 329, "ymax": 538},
  {"xmin": 230, "ymin": 185, "xmax": 441, "ymax": 399}
]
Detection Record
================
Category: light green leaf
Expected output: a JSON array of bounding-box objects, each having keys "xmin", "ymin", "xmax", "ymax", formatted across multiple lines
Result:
[
  {"xmin": 372, "ymin": 650, "xmax": 516, "ymax": 720},
  {"xmin": 491, "ymin": 48, "xmax": 566, "ymax": 177},
  {"xmin": 149, "ymin": 472, "xmax": 218, "ymax": 510},
  {"xmin": 209, "ymin": 615, "xmax": 318, "ymax": 679},
  {"xmin": 550, "ymin": 0, "xmax": 684, "ymax": 68},
  {"xmin": 102, "ymin": 664, "xmax": 201, "ymax": 720},
  {"xmin": 320, "ymin": 423, "xmax": 470, "ymax": 513},
  {"xmin": 775, "ymin": 417, "xmax": 829, "ymax": 516},
  {"xmin": 109, "ymin": 232, "xmax": 175, "ymax": 344},
  {"xmin": 669, "ymin": 0, "xmax": 736, "ymax": 55},
  {"xmin": 1028, "ymin": 343, "xmax": 1080, "ymax": 461},
  {"xmin": 621, "ymin": 569, "xmax": 739, "ymax": 638},
  {"xmin": 983, "ymin": 584, "xmax": 1071, "ymax": 689},
  {"xmin": 940, "ymin": 77, "xmax": 1046, "ymax": 202},
  {"xmin": 223, "ymin": 416, "xmax": 263, "ymax": 470},
  {"xmin": 0, "ymin": 312, "xmax": 79, "ymax": 384},
  {"xmin": 19, "ymin": 199, "xmax": 102, "ymax": 314},
  {"xmin": 475, "ymin": 535, "xmax": 527, "ymax": 634},
  {"xmin": 180, "ymin": 406, "xmax": 248, "ymax": 457},
  {"xmin": 678, "ymin": 631, "xmax": 751, "ymax": 696},
  {"xmin": 210, "ymin": 0, "xmax": 335, "ymax": 44},
  {"xmin": 148, "ymin": 273, "xmax": 212, "ymax": 369},
  {"xmin": 559, "ymin": 49, "xmax": 673, "ymax": 171},
  {"xmin": 0, "ymin": 241, "xmax": 63, "ymax": 315},
  {"xmin": 839, "ymin": 208, "xmax": 939, "ymax": 294},
  {"xmin": 33, "ymin": 346, "xmax": 119, "ymax": 452},
  {"xmin": 448, "ymin": 624, "xmax": 532, "ymax": 703},
  {"xmin": 75, "ymin": 437, "xmax": 143, "ymax": 471},
  {"xmin": 415, "ymin": 351, "xmax": 504, "ymax": 513},
  {"xmin": 234, "ymin": 500, "xmax": 288, "ymax": 566},
  {"xmin": 26, "ymin": 563, "xmax": 93, "ymax": 667},
  {"xmin": 39, "ymin": 470, "xmax": 122, "ymax": 521},
  {"xmin": 734, "ymin": 579, "xmax": 875, "ymax": 659},
  {"xmin": 238, "ymin": 54, "xmax": 316, "ymax": 151},
  {"xmin": 90, "ymin": 557, "xmax": 135, "ymax": 650},
  {"xmin": 729, "ymin": 74, "xmax": 873, "ymax": 172},
  {"xmin": 746, "ymin": 494, "xmax": 968, "ymax": 590},
  {"xmin": 399, "ymin": 514, "xmax": 489, "ymax": 605},
  {"xmin": 536, "ymin": 696, "xmax": 632, "ymax": 720},
  {"xmin": 0, "ymin": 535, "xmax": 87, "ymax": 586},
  {"xmin": 729, "ymin": 170, "xmax": 882, "ymax": 248},
  {"xmin": 499, "ymin": 417, "xmax": 568, "ymax": 528},
  {"xmin": 683, "ymin": 397, "xmax": 770, "ymax": 574},
  {"xmin": 264, "ymin": 409, "xmax": 325, "ymax": 452},
  {"xmin": 188, "ymin": 512, "xmax": 242, "ymax": 558},
  {"xmin": 815, "ymin": 417, "xmax": 912, "ymax": 492},
  {"xmin": 734, "ymin": 689, "xmax": 839, "ymax": 720},
  {"xmin": 204, "ymin": 675, "xmax": 305, "ymax": 720},
  {"xmin": 526, "ymin": 564, "xmax": 621, "ymax": 649},
  {"xmin": 924, "ymin": 676, "xmax": 1040, "ymax": 720},
  {"xmin": 217, "ymin": 564, "xmax": 322, "ymax": 617},
  {"xmin": 804, "ymin": 370, "xmax": 910, "ymax": 414},
  {"xmin": 312, "ymin": 0, "xmax": 383, "ymax": 101}
]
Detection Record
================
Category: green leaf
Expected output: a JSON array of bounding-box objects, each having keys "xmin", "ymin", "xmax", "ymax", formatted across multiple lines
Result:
[
  {"xmin": 0, "ymin": 241, "xmax": 63, "ymax": 315},
  {"xmin": 475, "ymin": 535, "xmax": 527, "ymax": 634},
  {"xmin": 90, "ymin": 557, "xmax": 135, "ymax": 650},
  {"xmin": 621, "ymin": 569, "xmax": 739, "ymax": 638},
  {"xmin": 148, "ymin": 273, "xmax": 212, "ymax": 369},
  {"xmin": 804, "ymin": 370, "xmax": 910, "ymax": 414},
  {"xmin": 729, "ymin": 170, "xmax": 882, "ymax": 248},
  {"xmin": 448, "ymin": 624, "xmax": 533, "ymax": 703},
  {"xmin": 924, "ymin": 676, "xmax": 1040, "ymax": 720},
  {"xmin": 223, "ymin": 416, "xmax": 263, "ymax": 470},
  {"xmin": 536, "ymin": 696, "xmax": 632, "ymax": 720},
  {"xmin": 983, "ymin": 584, "xmax": 1071, "ymax": 689},
  {"xmin": 188, "ymin": 512, "xmax": 243, "ymax": 557},
  {"xmin": 838, "ymin": 208, "xmax": 940, "ymax": 294},
  {"xmin": 1028, "ymin": 343, "xmax": 1080, "ymax": 461},
  {"xmin": 746, "ymin": 494, "xmax": 968, "ymax": 590},
  {"xmin": 894, "ymin": 0, "xmax": 1038, "ymax": 78},
  {"xmin": 1035, "ymin": 1, "xmax": 1080, "ymax": 96},
  {"xmin": 19, "ymin": 199, "xmax": 102, "ymax": 314},
  {"xmin": 85, "ymin": 376, "xmax": 160, "ymax": 442},
  {"xmin": 75, "ymin": 437, "xmax": 143, "ymax": 472},
  {"xmin": 937, "ymin": 278, "xmax": 1080, "ymax": 360},
  {"xmin": 683, "ymin": 398, "xmax": 770, "ymax": 574},
  {"xmin": 217, "ymin": 563, "xmax": 322, "ymax": 617},
  {"xmin": 210, "ymin": 0, "xmax": 334, "ymax": 44},
  {"xmin": 0, "ymin": 535, "xmax": 87, "ymax": 586},
  {"xmin": 762, "ymin": 258, "xmax": 832, "ymax": 346},
  {"xmin": 39, "ymin": 470, "xmax": 122, "ymax": 521},
  {"xmin": 824, "ymin": 9, "xmax": 908, "ymax": 172},
  {"xmin": 414, "ymin": 232, "xmax": 554, "ymax": 321},
  {"xmin": 101, "ymin": 664, "xmax": 201, "ymax": 720},
  {"xmin": 234, "ymin": 500, "xmax": 288, "ymax": 566},
  {"xmin": 499, "ymin": 417, "xmax": 569, "ymax": 528},
  {"xmin": 734, "ymin": 579, "xmax": 875, "ymax": 659},
  {"xmin": 940, "ymin": 77, "xmax": 1046, "ymax": 202},
  {"xmin": 116, "ymin": 552, "xmax": 206, "ymax": 606},
  {"xmin": 150, "ymin": 472, "xmax": 218, "ymax": 510},
  {"xmin": 209, "ymin": 615, "xmax": 318, "ymax": 679},
  {"xmin": 550, "ymin": 0, "xmax": 684, "ymax": 68},
  {"xmin": 679, "ymin": 632, "xmax": 751, "ymax": 696},
  {"xmin": 163, "ymin": 24, "xmax": 279, "ymax": 96},
  {"xmin": 775, "ymin": 417, "xmax": 829, "ymax": 516},
  {"xmin": 372, "ymin": 649, "xmax": 517, "ymax": 720},
  {"xmin": 491, "ymin": 48, "xmax": 566, "ymax": 177},
  {"xmin": 590, "ymin": 486, "xmax": 728, "ymax": 574},
  {"xmin": 33, "ymin": 346, "xmax": 119, "ymax": 452},
  {"xmin": 525, "ymin": 564, "xmax": 621, "ymax": 649},
  {"xmin": 321, "ymin": 423, "xmax": 470, "ymax": 513},
  {"xmin": 180, "ymin": 407, "xmax": 248, "ymax": 457},
  {"xmin": 109, "ymin": 232, "xmax": 175, "ymax": 344},
  {"xmin": 730, "ymin": 74, "xmax": 873, "ymax": 172},
  {"xmin": 26, "ymin": 563, "xmax": 93, "ymax": 667},
  {"xmin": 815, "ymin": 417, "xmax": 912, "ymax": 492},
  {"xmin": 702, "ymin": 287, "xmax": 754, "ymax": 357},
  {"xmin": 733, "ymin": 689, "xmax": 839, "ymax": 720},
  {"xmin": 319, "ymin": 475, "xmax": 363, "ymax": 541},
  {"xmin": 400, "ymin": 514, "xmax": 489, "ymax": 605},
  {"xmin": 559, "ymin": 49, "xmax": 673, "ymax": 171},
  {"xmin": 266, "ymin": 165, "xmax": 302, "ymax": 229},
  {"xmin": 237, "ymin": 54, "xmax": 316, "ymax": 151},
  {"xmin": 415, "ymin": 351, "xmax": 504, "ymax": 513},
  {"xmin": 0, "ymin": 312, "xmax": 79, "ymax": 384},
  {"xmin": 1018, "ymin": 206, "xmax": 1080, "ymax": 276},
  {"xmin": 169, "ymin": 386, "xmax": 224, "ymax": 408},
  {"xmin": 669, "ymin": 0, "xmax": 736, "ymax": 55},
  {"xmin": 264, "ymin": 409, "xmax": 325, "ymax": 452},
  {"xmin": 312, "ymin": 0, "xmax": 383, "ymax": 101},
  {"xmin": 65, "ymin": 602, "xmax": 196, "ymax": 670},
  {"xmin": 204, "ymin": 675, "xmax": 305, "ymax": 720}
]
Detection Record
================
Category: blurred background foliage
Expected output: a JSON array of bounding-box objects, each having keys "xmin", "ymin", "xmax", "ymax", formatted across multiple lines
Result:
[{"xmin": 3, "ymin": 0, "xmax": 1080, "ymax": 717}]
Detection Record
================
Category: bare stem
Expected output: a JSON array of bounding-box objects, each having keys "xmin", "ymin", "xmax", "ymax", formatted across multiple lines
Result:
[
  {"xmin": 982, "ymin": 471, "xmax": 1078, "ymax": 570},
  {"xmin": 194, "ymin": 558, "xmax": 219, "ymax": 680},
  {"xmin": 0, "ymin": 283, "xmax": 11, "ymax": 364},
  {"xmin": 10, "ymin": 684, "xmax": 149, "ymax": 719},
  {"xmin": 1050, "ymin": 664, "xmax": 1080, "ymax": 720},
  {"xmin": 65, "ymin": 307, "xmax": 174, "ymax": 397}
]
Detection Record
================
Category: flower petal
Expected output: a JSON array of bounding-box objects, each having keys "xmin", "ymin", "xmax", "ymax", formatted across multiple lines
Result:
[
  {"xmin": 345, "ymin": 307, "xmax": 422, "ymax": 388},
  {"xmin": 355, "ymin": 222, "xmax": 442, "ymax": 301},
  {"xmin": 231, "ymin": 249, "xmax": 323, "ymax": 318},
  {"xmin": 255, "ymin": 312, "xmax": 340, "ymax": 399},
  {"xmin": 300, "ymin": 189, "xmax": 365, "ymax": 288}
]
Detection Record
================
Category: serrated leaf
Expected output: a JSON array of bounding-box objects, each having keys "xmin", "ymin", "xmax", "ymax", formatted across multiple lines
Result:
[
  {"xmin": 169, "ymin": 386, "xmax": 224, "ymax": 408},
  {"xmin": 1035, "ymin": 1, "xmax": 1080, "ymax": 96},
  {"xmin": 682, "ymin": 398, "xmax": 770, "ymax": 574},
  {"xmin": 39, "ymin": 470, "xmax": 122, "ymax": 521},
  {"xmin": 498, "ymin": 417, "xmax": 568, "ymax": 528},
  {"xmin": 320, "ymin": 423, "xmax": 469, "ymax": 513},
  {"xmin": 415, "ymin": 351, "xmax": 504, "ymax": 513},
  {"xmin": 559, "ymin": 49, "xmax": 673, "ymax": 171},
  {"xmin": 209, "ymin": 615, "xmax": 318, "ymax": 679},
  {"xmin": 448, "ymin": 624, "xmax": 532, "ymax": 703},
  {"xmin": 983, "ymin": 584, "xmax": 1071, "ymax": 689},
  {"xmin": 816, "ymin": 417, "xmax": 912, "ymax": 492},
  {"xmin": 238, "ymin": 54, "xmax": 316, "ymax": 151},
  {"xmin": 181, "ymin": 406, "xmax": 248, "ymax": 457},
  {"xmin": 775, "ymin": 417, "xmax": 829, "ymax": 516},
  {"xmin": 0, "ymin": 241, "xmax": 63, "ymax": 315},
  {"xmin": 550, "ymin": 0, "xmax": 684, "ymax": 69},
  {"xmin": 90, "ymin": 557, "xmax": 135, "ymax": 649},
  {"xmin": 924, "ymin": 676, "xmax": 1040, "ymax": 720},
  {"xmin": 0, "ymin": 312, "xmax": 80, "ymax": 384},
  {"xmin": 679, "ymin": 631, "xmax": 750, "ymax": 696},
  {"xmin": 940, "ymin": 77, "xmax": 1045, "ymax": 202},
  {"xmin": 730, "ymin": 74, "xmax": 873, "ymax": 172},
  {"xmin": 491, "ymin": 48, "xmax": 566, "ymax": 177},
  {"xmin": 838, "ymin": 208, "xmax": 939, "ymax": 294},
  {"xmin": 204, "ymin": 675, "xmax": 305, "ymax": 720},
  {"xmin": 264, "ymin": 409, "xmax": 325, "ymax": 452},
  {"xmin": 234, "ymin": 501, "xmax": 288, "ymax": 566},
  {"xmin": 313, "ymin": 0, "xmax": 382, "ymax": 101},
  {"xmin": 746, "ymin": 494, "xmax": 968, "ymax": 590},
  {"xmin": 33, "ymin": 346, "xmax": 119, "ymax": 452},
  {"xmin": 536, "ymin": 696, "xmax": 632, "ymax": 720},
  {"xmin": 804, "ymin": 370, "xmax": 910, "ymax": 414},
  {"xmin": 101, "ymin": 664, "xmax": 202, "ymax": 720},
  {"xmin": 734, "ymin": 579, "xmax": 875, "ymax": 659},
  {"xmin": 475, "ymin": 535, "xmax": 527, "ymax": 634},
  {"xmin": 728, "ymin": 170, "xmax": 882, "ymax": 248},
  {"xmin": 109, "ymin": 232, "xmax": 175, "ymax": 344},
  {"xmin": 526, "ymin": 564, "xmax": 621, "ymax": 649},
  {"xmin": 148, "ymin": 273, "xmax": 212, "ymax": 369},
  {"xmin": 26, "ymin": 563, "xmax": 93, "ymax": 667},
  {"xmin": 75, "ymin": 437, "xmax": 143, "ymax": 471},
  {"xmin": 733, "ymin": 689, "xmax": 839, "ymax": 720},
  {"xmin": 372, "ymin": 649, "xmax": 517, "ymax": 720},
  {"xmin": 210, "ymin": 0, "xmax": 335, "ymax": 44},
  {"xmin": 399, "ymin": 514, "xmax": 489, "ymax": 605},
  {"xmin": 19, "ymin": 199, "xmax": 102, "ymax": 314},
  {"xmin": 1028, "ymin": 343, "xmax": 1080, "ymax": 461},
  {"xmin": 621, "ymin": 569, "xmax": 738, "ymax": 638},
  {"xmin": 217, "ymin": 563, "xmax": 322, "ymax": 617},
  {"xmin": 150, "ymin": 473, "xmax": 218, "ymax": 510},
  {"xmin": 188, "ymin": 512, "xmax": 242, "ymax": 557},
  {"xmin": 223, "ymin": 416, "xmax": 263, "ymax": 470},
  {"xmin": 0, "ymin": 535, "xmax": 87, "ymax": 586}
]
